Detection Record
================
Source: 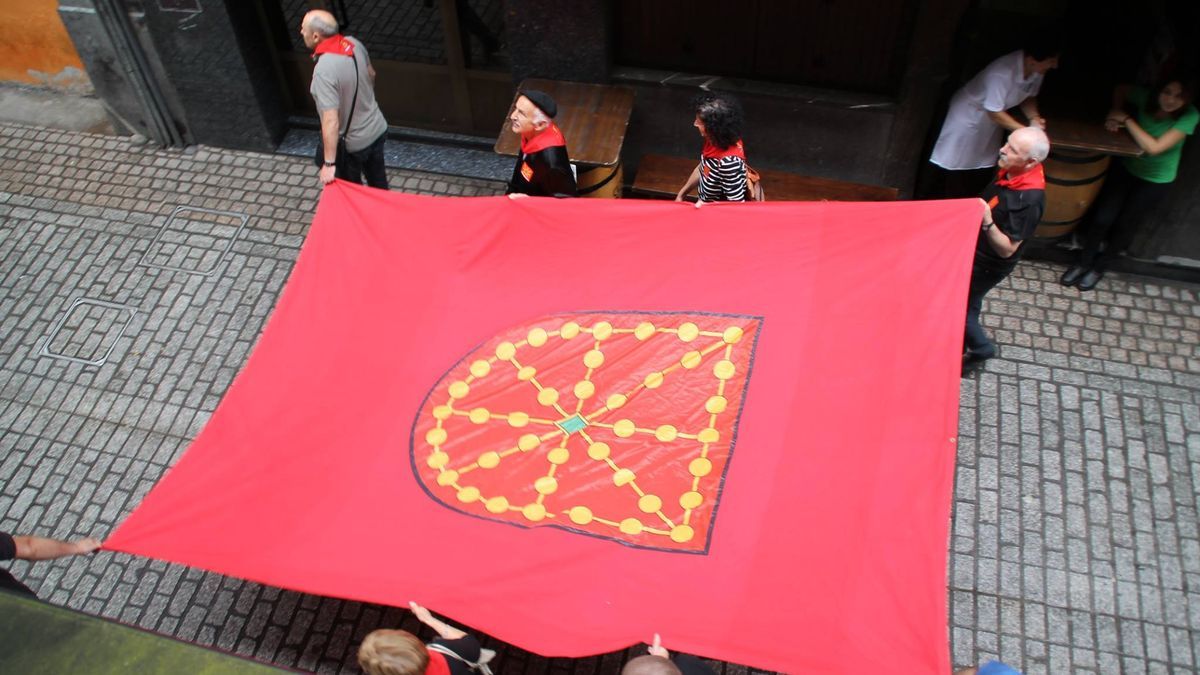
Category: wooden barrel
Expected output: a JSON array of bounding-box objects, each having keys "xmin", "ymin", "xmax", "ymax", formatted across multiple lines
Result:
[
  {"xmin": 576, "ymin": 163, "xmax": 624, "ymax": 199},
  {"xmin": 1036, "ymin": 149, "xmax": 1109, "ymax": 239}
]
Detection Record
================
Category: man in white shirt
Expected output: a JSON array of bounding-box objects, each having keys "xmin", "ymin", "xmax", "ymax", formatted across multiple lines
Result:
[{"xmin": 929, "ymin": 41, "xmax": 1059, "ymax": 198}]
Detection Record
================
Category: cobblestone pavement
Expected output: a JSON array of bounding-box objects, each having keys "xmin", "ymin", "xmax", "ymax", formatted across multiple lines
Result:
[{"xmin": 1, "ymin": 121, "xmax": 1198, "ymax": 674}]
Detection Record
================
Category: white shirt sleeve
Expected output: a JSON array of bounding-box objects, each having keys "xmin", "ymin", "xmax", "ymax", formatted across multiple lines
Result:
[{"xmin": 980, "ymin": 53, "xmax": 1019, "ymax": 113}]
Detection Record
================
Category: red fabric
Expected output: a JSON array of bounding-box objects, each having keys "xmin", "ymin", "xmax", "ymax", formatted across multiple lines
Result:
[
  {"xmin": 520, "ymin": 123, "xmax": 567, "ymax": 155},
  {"xmin": 995, "ymin": 164, "xmax": 1045, "ymax": 190},
  {"xmin": 425, "ymin": 651, "xmax": 451, "ymax": 675},
  {"xmin": 313, "ymin": 34, "xmax": 355, "ymax": 58},
  {"xmin": 701, "ymin": 138, "xmax": 746, "ymax": 160},
  {"xmin": 106, "ymin": 182, "xmax": 982, "ymax": 673}
]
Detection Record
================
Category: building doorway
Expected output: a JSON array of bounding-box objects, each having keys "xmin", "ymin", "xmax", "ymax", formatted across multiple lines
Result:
[{"xmin": 261, "ymin": 0, "xmax": 514, "ymax": 137}]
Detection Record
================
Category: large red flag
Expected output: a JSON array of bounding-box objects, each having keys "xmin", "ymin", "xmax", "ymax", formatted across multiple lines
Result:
[{"xmin": 107, "ymin": 181, "xmax": 980, "ymax": 673}]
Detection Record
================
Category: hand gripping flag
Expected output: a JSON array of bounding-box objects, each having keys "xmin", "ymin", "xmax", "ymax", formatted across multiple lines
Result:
[{"xmin": 107, "ymin": 181, "xmax": 982, "ymax": 673}]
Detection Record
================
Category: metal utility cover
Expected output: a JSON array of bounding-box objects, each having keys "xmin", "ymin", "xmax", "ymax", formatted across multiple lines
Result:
[
  {"xmin": 39, "ymin": 298, "xmax": 137, "ymax": 367},
  {"xmin": 137, "ymin": 206, "xmax": 248, "ymax": 276}
]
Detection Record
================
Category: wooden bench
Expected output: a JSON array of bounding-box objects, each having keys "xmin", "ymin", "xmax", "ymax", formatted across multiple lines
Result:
[{"xmin": 630, "ymin": 154, "xmax": 899, "ymax": 202}]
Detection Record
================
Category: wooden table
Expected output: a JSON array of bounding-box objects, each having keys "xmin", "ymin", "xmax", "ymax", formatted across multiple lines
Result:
[
  {"xmin": 1048, "ymin": 118, "xmax": 1143, "ymax": 157},
  {"xmin": 1037, "ymin": 118, "xmax": 1144, "ymax": 239},
  {"xmin": 494, "ymin": 79, "xmax": 636, "ymax": 167}
]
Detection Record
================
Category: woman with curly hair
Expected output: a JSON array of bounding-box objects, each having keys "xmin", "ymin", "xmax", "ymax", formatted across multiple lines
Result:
[
  {"xmin": 1061, "ymin": 76, "xmax": 1198, "ymax": 291},
  {"xmin": 675, "ymin": 93, "xmax": 757, "ymax": 202}
]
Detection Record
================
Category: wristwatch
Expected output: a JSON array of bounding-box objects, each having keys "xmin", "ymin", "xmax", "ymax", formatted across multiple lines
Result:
[
  {"xmin": 322, "ymin": 160, "xmax": 336, "ymax": 167},
  {"xmin": 983, "ymin": 221, "xmax": 995, "ymax": 232}
]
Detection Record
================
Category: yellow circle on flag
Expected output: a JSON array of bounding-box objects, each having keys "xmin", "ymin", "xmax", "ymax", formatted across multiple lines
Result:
[
  {"xmin": 619, "ymin": 518, "xmax": 643, "ymax": 535},
  {"xmin": 495, "ymin": 342, "xmax": 516, "ymax": 360},
  {"xmin": 705, "ymin": 395, "xmax": 728, "ymax": 414},
  {"xmin": 583, "ymin": 349, "xmax": 605, "ymax": 369},
  {"xmin": 587, "ymin": 442, "xmax": 611, "ymax": 460},
  {"xmin": 713, "ymin": 360, "xmax": 735, "ymax": 380},
  {"xmin": 638, "ymin": 494, "xmax": 663, "ymax": 513},
  {"xmin": 537, "ymin": 388, "xmax": 559, "ymax": 406},
  {"xmin": 569, "ymin": 506, "xmax": 593, "ymax": 525},
  {"xmin": 592, "ymin": 321, "xmax": 614, "ymax": 340},
  {"xmin": 527, "ymin": 327, "xmax": 548, "ymax": 347},
  {"xmin": 469, "ymin": 359, "xmax": 491, "ymax": 377},
  {"xmin": 670, "ymin": 525, "xmax": 695, "ymax": 543}
]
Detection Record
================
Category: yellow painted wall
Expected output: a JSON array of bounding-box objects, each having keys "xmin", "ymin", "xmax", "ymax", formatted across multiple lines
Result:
[{"xmin": 0, "ymin": 0, "xmax": 91, "ymax": 90}]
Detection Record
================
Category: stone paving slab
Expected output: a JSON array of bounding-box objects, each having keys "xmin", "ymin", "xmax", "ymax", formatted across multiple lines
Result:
[{"xmin": 1, "ymin": 121, "xmax": 1198, "ymax": 674}]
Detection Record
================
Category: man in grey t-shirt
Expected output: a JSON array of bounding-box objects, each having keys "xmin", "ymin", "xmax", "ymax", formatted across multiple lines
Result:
[{"xmin": 300, "ymin": 10, "xmax": 389, "ymax": 189}]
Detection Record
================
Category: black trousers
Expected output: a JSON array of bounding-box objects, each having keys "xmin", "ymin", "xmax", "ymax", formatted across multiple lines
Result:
[
  {"xmin": 964, "ymin": 254, "xmax": 1015, "ymax": 358},
  {"xmin": 336, "ymin": 132, "xmax": 389, "ymax": 190},
  {"xmin": 1077, "ymin": 162, "xmax": 1170, "ymax": 268},
  {"xmin": 919, "ymin": 163, "xmax": 995, "ymax": 200}
]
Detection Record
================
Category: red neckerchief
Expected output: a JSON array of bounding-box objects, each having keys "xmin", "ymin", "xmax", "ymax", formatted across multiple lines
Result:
[
  {"xmin": 425, "ymin": 650, "xmax": 452, "ymax": 675},
  {"xmin": 701, "ymin": 138, "xmax": 746, "ymax": 160},
  {"xmin": 995, "ymin": 163, "xmax": 1045, "ymax": 190},
  {"xmin": 520, "ymin": 123, "xmax": 566, "ymax": 155},
  {"xmin": 313, "ymin": 34, "xmax": 355, "ymax": 58}
]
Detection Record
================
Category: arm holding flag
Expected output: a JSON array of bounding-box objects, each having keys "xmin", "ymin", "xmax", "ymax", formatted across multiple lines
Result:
[
  {"xmin": 410, "ymin": 601, "xmax": 468, "ymax": 640},
  {"xmin": 675, "ymin": 165, "xmax": 702, "ymax": 202},
  {"xmin": 12, "ymin": 534, "xmax": 102, "ymax": 560},
  {"xmin": 319, "ymin": 109, "xmax": 340, "ymax": 185},
  {"xmin": 978, "ymin": 198, "xmax": 1019, "ymax": 259}
]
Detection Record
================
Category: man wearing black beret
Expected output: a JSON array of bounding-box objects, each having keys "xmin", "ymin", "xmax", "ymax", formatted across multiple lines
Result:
[{"xmin": 506, "ymin": 90, "xmax": 578, "ymax": 197}]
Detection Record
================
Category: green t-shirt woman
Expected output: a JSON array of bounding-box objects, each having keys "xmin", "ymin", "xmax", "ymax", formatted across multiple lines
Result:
[{"xmin": 1060, "ymin": 78, "xmax": 1198, "ymax": 291}]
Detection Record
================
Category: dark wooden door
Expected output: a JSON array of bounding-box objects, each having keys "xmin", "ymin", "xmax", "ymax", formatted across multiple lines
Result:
[{"xmin": 616, "ymin": 0, "xmax": 919, "ymax": 94}]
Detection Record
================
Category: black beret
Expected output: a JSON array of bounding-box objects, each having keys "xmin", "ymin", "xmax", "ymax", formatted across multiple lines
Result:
[{"xmin": 520, "ymin": 89, "xmax": 558, "ymax": 118}]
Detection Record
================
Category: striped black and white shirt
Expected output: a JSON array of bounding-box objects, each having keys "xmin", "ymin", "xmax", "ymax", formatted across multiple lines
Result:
[{"xmin": 698, "ymin": 155, "xmax": 747, "ymax": 202}]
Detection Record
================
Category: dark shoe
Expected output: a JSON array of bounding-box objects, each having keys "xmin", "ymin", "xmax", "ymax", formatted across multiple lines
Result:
[
  {"xmin": 961, "ymin": 346, "xmax": 996, "ymax": 376},
  {"xmin": 1060, "ymin": 264, "xmax": 1088, "ymax": 287},
  {"xmin": 1077, "ymin": 268, "xmax": 1104, "ymax": 291}
]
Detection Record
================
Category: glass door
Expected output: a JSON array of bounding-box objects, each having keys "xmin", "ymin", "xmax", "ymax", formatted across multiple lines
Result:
[{"xmin": 262, "ymin": 0, "xmax": 514, "ymax": 136}]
